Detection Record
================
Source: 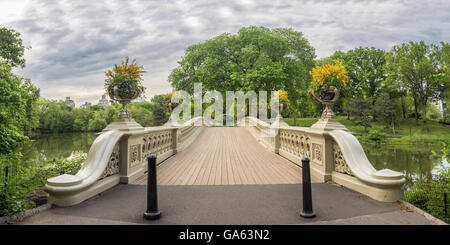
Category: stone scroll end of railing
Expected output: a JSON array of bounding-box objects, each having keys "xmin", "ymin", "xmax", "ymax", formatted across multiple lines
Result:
[
  {"xmin": 45, "ymin": 117, "xmax": 205, "ymax": 207},
  {"xmin": 243, "ymin": 116, "xmax": 405, "ymax": 202},
  {"xmin": 45, "ymin": 130, "xmax": 124, "ymax": 207},
  {"xmin": 327, "ymin": 130, "xmax": 406, "ymax": 202}
]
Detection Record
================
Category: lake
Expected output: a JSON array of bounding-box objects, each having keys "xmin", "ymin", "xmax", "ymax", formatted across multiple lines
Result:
[
  {"xmin": 20, "ymin": 132, "xmax": 98, "ymax": 162},
  {"xmin": 19, "ymin": 132, "xmax": 447, "ymax": 188}
]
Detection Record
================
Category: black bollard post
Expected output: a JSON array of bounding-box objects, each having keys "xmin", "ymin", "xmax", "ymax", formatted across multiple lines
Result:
[
  {"xmin": 300, "ymin": 157, "xmax": 316, "ymax": 218},
  {"xmin": 143, "ymin": 155, "xmax": 161, "ymax": 220}
]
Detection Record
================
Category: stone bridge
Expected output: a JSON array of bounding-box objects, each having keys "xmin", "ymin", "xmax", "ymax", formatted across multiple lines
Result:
[{"xmin": 45, "ymin": 115, "xmax": 406, "ymax": 207}]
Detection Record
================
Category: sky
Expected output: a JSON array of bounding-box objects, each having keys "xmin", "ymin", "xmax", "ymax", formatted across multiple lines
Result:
[{"xmin": 0, "ymin": 0, "xmax": 449, "ymax": 106}]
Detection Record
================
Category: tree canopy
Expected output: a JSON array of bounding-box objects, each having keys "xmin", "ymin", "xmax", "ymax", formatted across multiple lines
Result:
[
  {"xmin": 0, "ymin": 62, "xmax": 36, "ymax": 153},
  {"xmin": 385, "ymin": 41, "xmax": 446, "ymax": 131},
  {"xmin": 330, "ymin": 47, "xmax": 387, "ymax": 101},
  {"xmin": 0, "ymin": 27, "xmax": 27, "ymax": 68},
  {"xmin": 169, "ymin": 26, "xmax": 316, "ymax": 104}
]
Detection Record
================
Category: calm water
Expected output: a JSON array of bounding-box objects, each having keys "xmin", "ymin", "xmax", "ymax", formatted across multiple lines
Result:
[
  {"xmin": 362, "ymin": 143, "xmax": 448, "ymax": 189},
  {"xmin": 19, "ymin": 133, "xmax": 447, "ymax": 188},
  {"xmin": 20, "ymin": 132, "xmax": 98, "ymax": 163}
]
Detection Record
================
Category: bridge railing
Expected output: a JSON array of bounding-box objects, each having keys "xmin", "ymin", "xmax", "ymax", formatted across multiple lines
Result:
[
  {"xmin": 243, "ymin": 116, "xmax": 406, "ymax": 202},
  {"xmin": 45, "ymin": 117, "xmax": 204, "ymax": 207}
]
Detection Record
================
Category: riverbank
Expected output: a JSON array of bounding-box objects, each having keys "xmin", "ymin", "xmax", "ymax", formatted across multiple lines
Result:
[{"xmin": 284, "ymin": 117, "xmax": 450, "ymax": 145}]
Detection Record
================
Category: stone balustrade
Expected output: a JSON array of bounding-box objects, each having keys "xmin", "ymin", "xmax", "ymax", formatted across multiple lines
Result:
[
  {"xmin": 46, "ymin": 114, "xmax": 405, "ymax": 207},
  {"xmin": 45, "ymin": 117, "xmax": 204, "ymax": 207},
  {"xmin": 243, "ymin": 116, "xmax": 406, "ymax": 202}
]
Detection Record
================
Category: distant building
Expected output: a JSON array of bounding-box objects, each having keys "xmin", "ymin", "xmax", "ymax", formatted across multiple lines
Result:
[
  {"xmin": 98, "ymin": 94, "xmax": 109, "ymax": 107},
  {"xmin": 64, "ymin": 97, "xmax": 75, "ymax": 108},
  {"xmin": 80, "ymin": 102, "xmax": 92, "ymax": 109}
]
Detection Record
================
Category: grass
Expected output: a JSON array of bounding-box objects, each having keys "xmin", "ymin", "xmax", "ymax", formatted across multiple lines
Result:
[
  {"xmin": 284, "ymin": 116, "xmax": 450, "ymax": 145},
  {"xmin": 283, "ymin": 118, "xmax": 319, "ymax": 127}
]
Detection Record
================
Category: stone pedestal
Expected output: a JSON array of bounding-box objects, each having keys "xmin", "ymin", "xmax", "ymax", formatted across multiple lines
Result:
[
  {"xmin": 271, "ymin": 115, "xmax": 289, "ymax": 128},
  {"xmin": 102, "ymin": 102, "xmax": 144, "ymax": 132},
  {"xmin": 311, "ymin": 118, "xmax": 348, "ymax": 131},
  {"xmin": 102, "ymin": 118, "xmax": 144, "ymax": 132},
  {"xmin": 311, "ymin": 105, "xmax": 348, "ymax": 132}
]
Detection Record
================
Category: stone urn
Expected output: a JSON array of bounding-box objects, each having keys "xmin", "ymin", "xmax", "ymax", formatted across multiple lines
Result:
[
  {"xmin": 111, "ymin": 84, "xmax": 142, "ymax": 119},
  {"xmin": 310, "ymin": 85, "xmax": 340, "ymax": 119},
  {"xmin": 310, "ymin": 85, "xmax": 348, "ymax": 131},
  {"xmin": 102, "ymin": 83, "xmax": 144, "ymax": 132}
]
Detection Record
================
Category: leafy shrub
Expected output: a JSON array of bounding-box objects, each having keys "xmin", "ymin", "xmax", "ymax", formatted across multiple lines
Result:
[
  {"xmin": 367, "ymin": 130, "xmax": 388, "ymax": 143},
  {"xmin": 405, "ymin": 142, "xmax": 450, "ymax": 223},
  {"xmin": 0, "ymin": 151, "xmax": 86, "ymax": 216},
  {"xmin": 404, "ymin": 188, "xmax": 428, "ymax": 209},
  {"xmin": 0, "ymin": 153, "xmax": 34, "ymax": 216}
]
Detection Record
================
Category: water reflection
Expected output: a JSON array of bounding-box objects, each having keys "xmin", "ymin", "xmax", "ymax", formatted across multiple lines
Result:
[
  {"xmin": 19, "ymin": 133, "xmax": 98, "ymax": 163},
  {"xmin": 362, "ymin": 143, "xmax": 445, "ymax": 189}
]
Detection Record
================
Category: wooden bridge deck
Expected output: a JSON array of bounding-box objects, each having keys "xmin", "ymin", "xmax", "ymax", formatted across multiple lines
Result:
[{"xmin": 134, "ymin": 127, "xmax": 319, "ymax": 186}]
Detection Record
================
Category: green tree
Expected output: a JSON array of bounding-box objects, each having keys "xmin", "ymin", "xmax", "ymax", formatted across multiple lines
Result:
[
  {"xmin": 130, "ymin": 106, "xmax": 153, "ymax": 127},
  {"xmin": 151, "ymin": 94, "xmax": 169, "ymax": 108},
  {"xmin": 385, "ymin": 41, "xmax": 443, "ymax": 131},
  {"xmin": 374, "ymin": 93, "xmax": 397, "ymax": 134},
  {"xmin": 22, "ymin": 79, "xmax": 40, "ymax": 136},
  {"xmin": 347, "ymin": 97, "xmax": 373, "ymax": 135},
  {"xmin": 153, "ymin": 104, "xmax": 168, "ymax": 126},
  {"xmin": 72, "ymin": 107, "xmax": 94, "ymax": 132},
  {"xmin": 37, "ymin": 99, "xmax": 74, "ymax": 133},
  {"xmin": 169, "ymin": 26, "xmax": 315, "ymax": 102},
  {"xmin": 0, "ymin": 62, "xmax": 27, "ymax": 153},
  {"xmin": 330, "ymin": 47, "xmax": 387, "ymax": 119},
  {"xmin": 0, "ymin": 27, "xmax": 28, "ymax": 68},
  {"xmin": 436, "ymin": 42, "xmax": 450, "ymax": 123},
  {"xmin": 88, "ymin": 112, "xmax": 107, "ymax": 131}
]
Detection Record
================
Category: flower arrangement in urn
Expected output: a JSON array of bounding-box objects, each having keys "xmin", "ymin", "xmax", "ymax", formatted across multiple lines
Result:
[
  {"xmin": 105, "ymin": 57, "xmax": 146, "ymax": 119},
  {"xmin": 309, "ymin": 61, "xmax": 348, "ymax": 119},
  {"xmin": 273, "ymin": 90, "xmax": 290, "ymax": 114},
  {"xmin": 162, "ymin": 92, "xmax": 179, "ymax": 111}
]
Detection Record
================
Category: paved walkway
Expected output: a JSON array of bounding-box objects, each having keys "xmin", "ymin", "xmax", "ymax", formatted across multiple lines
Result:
[
  {"xmin": 17, "ymin": 183, "xmax": 433, "ymax": 225},
  {"xmin": 134, "ymin": 127, "xmax": 315, "ymax": 186}
]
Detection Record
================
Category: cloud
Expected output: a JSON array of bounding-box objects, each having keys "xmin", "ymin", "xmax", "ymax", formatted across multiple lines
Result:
[{"xmin": 1, "ymin": 0, "xmax": 448, "ymax": 106}]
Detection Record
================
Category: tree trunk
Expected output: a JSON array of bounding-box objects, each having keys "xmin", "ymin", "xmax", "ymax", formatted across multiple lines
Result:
[
  {"xmin": 391, "ymin": 116, "xmax": 396, "ymax": 135},
  {"xmin": 443, "ymin": 89, "xmax": 449, "ymax": 124},
  {"xmin": 413, "ymin": 94, "xmax": 419, "ymax": 126},
  {"xmin": 371, "ymin": 97, "xmax": 376, "ymax": 122},
  {"xmin": 422, "ymin": 102, "xmax": 428, "ymax": 132},
  {"xmin": 401, "ymin": 96, "xmax": 406, "ymax": 119}
]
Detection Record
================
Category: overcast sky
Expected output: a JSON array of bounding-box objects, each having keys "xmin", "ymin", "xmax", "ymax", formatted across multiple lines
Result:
[{"xmin": 1, "ymin": 0, "xmax": 448, "ymax": 106}]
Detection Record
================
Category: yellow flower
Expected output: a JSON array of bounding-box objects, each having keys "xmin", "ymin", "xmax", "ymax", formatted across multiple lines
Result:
[
  {"xmin": 274, "ymin": 90, "xmax": 289, "ymax": 100},
  {"xmin": 105, "ymin": 57, "xmax": 145, "ymax": 81},
  {"xmin": 309, "ymin": 60, "xmax": 348, "ymax": 88},
  {"xmin": 162, "ymin": 92, "xmax": 174, "ymax": 99}
]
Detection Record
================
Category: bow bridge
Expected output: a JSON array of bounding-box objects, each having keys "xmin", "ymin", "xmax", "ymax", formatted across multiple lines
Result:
[{"xmin": 45, "ymin": 115, "xmax": 405, "ymax": 207}]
